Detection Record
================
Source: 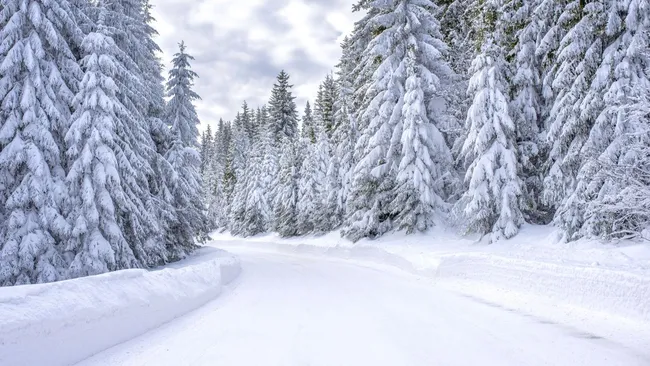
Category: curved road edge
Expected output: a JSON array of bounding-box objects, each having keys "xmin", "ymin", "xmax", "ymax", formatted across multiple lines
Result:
[{"xmin": 0, "ymin": 247, "xmax": 242, "ymax": 366}]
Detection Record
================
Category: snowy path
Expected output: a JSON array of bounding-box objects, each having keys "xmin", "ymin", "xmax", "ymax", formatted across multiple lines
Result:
[{"xmin": 77, "ymin": 247, "xmax": 649, "ymax": 366}]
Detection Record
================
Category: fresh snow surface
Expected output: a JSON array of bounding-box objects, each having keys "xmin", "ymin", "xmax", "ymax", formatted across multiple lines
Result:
[
  {"xmin": 0, "ymin": 247, "xmax": 241, "ymax": 366},
  {"xmin": 210, "ymin": 225, "xmax": 650, "ymax": 322},
  {"xmin": 77, "ymin": 244, "xmax": 649, "ymax": 366}
]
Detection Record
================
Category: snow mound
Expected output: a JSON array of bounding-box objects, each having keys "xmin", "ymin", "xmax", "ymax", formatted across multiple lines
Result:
[
  {"xmin": 434, "ymin": 253, "xmax": 650, "ymax": 322},
  {"xmin": 0, "ymin": 247, "xmax": 241, "ymax": 366}
]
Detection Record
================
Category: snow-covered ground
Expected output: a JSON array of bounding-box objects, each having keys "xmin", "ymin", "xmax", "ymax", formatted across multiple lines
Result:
[
  {"xmin": 0, "ymin": 247, "xmax": 241, "ymax": 366},
  {"xmin": 207, "ymin": 225, "xmax": 650, "ymax": 361},
  {"xmin": 78, "ymin": 245, "xmax": 650, "ymax": 366},
  {"xmin": 210, "ymin": 225, "xmax": 650, "ymax": 322},
  {"xmin": 2, "ymin": 226, "xmax": 649, "ymax": 365}
]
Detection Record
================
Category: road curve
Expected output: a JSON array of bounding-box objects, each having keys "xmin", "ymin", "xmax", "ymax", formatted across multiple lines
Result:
[{"xmin": 77, "ymin": 247, "xmax": 648, "ymax": 366}]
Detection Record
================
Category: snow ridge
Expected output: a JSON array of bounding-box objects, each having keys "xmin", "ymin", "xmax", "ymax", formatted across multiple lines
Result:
[{"xmin": 0, "ymin": 248, "xmax": 241, "ymax": 366}]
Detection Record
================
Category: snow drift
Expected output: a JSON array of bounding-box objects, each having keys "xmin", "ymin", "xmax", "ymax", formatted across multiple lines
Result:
[
  {"xmin": 0, "ymin": 247, "xmax": 241, "ymax": 366},
  {"xmin": 433, "ymin": 253, "xmax": 650, "ymax": 322}
]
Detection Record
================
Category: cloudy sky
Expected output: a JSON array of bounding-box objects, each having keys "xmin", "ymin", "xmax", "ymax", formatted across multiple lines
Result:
[{"xmin": 152, "ymin": 0, "xmax": 362, "ymax": 131}]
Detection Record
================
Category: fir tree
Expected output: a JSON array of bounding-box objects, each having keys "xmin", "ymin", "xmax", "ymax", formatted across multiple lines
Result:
[
  {"xmin": 254, "ymin": 106, "xmax": 270, "ymax": 140},
  {"xmin": 457, "ymin": 0, "xmax": 524, "ymax": 241},
  {"xmin": 101, "ymin": 0, "xmax": 164, "ymax": 266},
  {"xmin": 390, "ymin": 0, "xmax": 456, "ymax": 233},
  {"xmin": 542, "ymin": 0, "xmax": 605, "ymax": 219},
  {"xmin": 331, "ymin": 37, "xmax": 358, "ymax": 216},
  {"xmin": 137, "ymin": 0, "xmax": 184, "ymax": 262},
  {"xmin": 268, "ymin": 71, "xmax": 299, "ymax": 144},
  {"xmin": 314, "ymin": 74, "xmax": 338, "ymax": 138},
  {"xmin": 344, "ymin": 0, "xmax": 456, "ymax": 239},
  {"xmin": 297, "ymin": 132, "xmax": 329, "ymax": 234},
  {"xmin": 583, "ymin": 94, "xmax": 650, "ymax": 239},
  {"xmin": 240, "ymin": 101, "xmax": 254, "ymax": 140},
  {"xmin": 272, "ymin": 138, "xmax": 300, "ymax": 237},
  {"xmin": 224, "ymin": 116, "xmax": 249, "ymax": 222},
  {"xmin": 200, "ymin": 125, "xmax": 213, "ymax": 175},
  {"xmin": 230, "ymin": 121, "xmax": 275, "ymax": 237},
  {"xmin": 301, "ymin": 102, "xmax": 316, "ymax": 143},
  {"xmin": 204, "ymin": 125, "xmax": 227, "ymax": 229},
  {"xmin": 0, "ymin": 0, "xmax": 81, "ymax": 285},
  {"xmin": 165, "ymin": 41, "xmax": 208, "ymax": 256},
  {"xmin": 507, "ymin": 0, "xmax": 549, "ymax": 223},
  {"xmin": 65, "ymin": 11, "xmax": 142, "ymax": 278},
  {"xmin": 167, "ymin": 42, "xmax": 201, "ymax": 148},
  {"xmin": 565, "ymin": 0, "xmax": 650, "ymax": 239}
]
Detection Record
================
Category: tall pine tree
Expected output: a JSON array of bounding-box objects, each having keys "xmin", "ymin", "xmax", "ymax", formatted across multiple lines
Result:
[
  {"xmin": 268, "ymin": 71, "xmax": 299, "ymax": 144},
  {"xmin": 457, "ymin": 0, "xmax": 524, "ymax": 241},
  {"xmin": 344, "ymin": 0, "xmax": 456, "ymax": 239},
  {"xmin": 0, "ymin": 0, "xmax": 82, "ymax": 285},
  {"xmin": 66, "ymin": 8, "xmax": 142, "ymax": 277},
  {"xmin": 165, "ymin": 42, "xmax": 209, "ymax": 256}
]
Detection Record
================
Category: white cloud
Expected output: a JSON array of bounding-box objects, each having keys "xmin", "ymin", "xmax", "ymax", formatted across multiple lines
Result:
[{"xmin": 151, "ymin": 0, "xmax": 361, "ymax": 131}]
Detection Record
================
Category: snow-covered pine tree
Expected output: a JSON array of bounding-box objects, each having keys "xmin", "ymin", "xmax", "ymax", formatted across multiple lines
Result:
[
  {"xmin": 254, "ymin": 106, "xmax": 270, "ymax": 138},
  {"xmin": 141, "ymin": 0, "xmax": 166, "ymax": 118},
  {"xmin": 0, "ymin": 1, "xmax": 8, "ymax": 236},
  {"xmin": 301, "ymin": 102, "xmax": 316, "ymax": 143},
  {"xmin": 339, "ymin": 7, "xmax": 387, "ymax": 239},
  {"xmin": 535, "ymin": 0, "xmax": 575, "ymax": 122},
  {"xmin": 505, "ymin": 0, "xmax": 549, "ymax": 223},
  {"xmin": 133, "ymin": 0, "xmax": 188, "ymax": 263},
  {"xmin": 229, "ymin": 145, "xmax": 268, "ymax": 237},
  {"xmin": 272, "ymin": 137, "xmax": 301, "ymax": 237},
  {"xmin": 541, "ymin": 0, "xmax": 603, "ymax": 208},
  {"xmin": 167, "ymin": 42, "xmax": 201, "ymax": 148},
  {"xmin": 390, "ymin": 0, "xmax": 456, "ymax": 233},
  {"xmin": 542, "ymin": 0, "xmax": 609, "ymax": 238},
  {"xmin": 0, "ymin": 0, "xmax": 82, "ymax": 285},
  {"xmin": 200, "ymin": 125, "xmax": 214, "ymax": 175},
  {"xmin": 348, "ymin": 1, "xmax": 382, "ymax": 137},
  {"xmin": 104, "ymin": 0, "xmax": 165, "ymax": 125},
  {"xmin": 297, "ymin": 131, "xmax": 330, "ymax": 234},
  {"xmin": 344, "ymin": 0, "xmax": 456, "ymax": 239},
  {"xmin": 343, "ymin": 1, "xmax": 405, "ymax": 241},
  {"xmin": 566, "ymin": 0, "xmax": 650, "ymax": 239},
  {"xmin": 100, "ymin": 0, "xmax": 165, "ymax": 266},
  {"xmin": 583, "ymin": 90, "xmax": 650, "ymax": 239},
  {"xmin": 65, "ymin": 9, "xmax": 144, "ymax": 278},
  {"xmin": 323, "ymin": 152, "xmax": 343, "ymax": 231},
  {"xmin": 268, "ymin": 71, "xmax": 299, "ymax": 144},
  {"xmin": 240, "ymin": 101, "xmax": 254, "ymax": 140},
  {"xmin": 68, "ymin": 0, "xmax": 92, "ymax": 61},
  {"xmin": 230, "ymin": 112, "xmax": 250, "ymax": 179},
  {"xmin": 230, "ymin": 114, "xmax": 276, "ymax": 237},
  {"xmin": 200, "ymin": 125, "xmax": 221, "ymax": 228},
  {"xmin": 517, "ymin": 0, "xmax": 577, "ymax": 226},
  {"xmin": 224, "ymin": 115, "xmax": 250, "ymax": 224},
  {"xmin": 164, "ymin": 41, "xmax": 209, "ymax": 257},
  {"xmin": 259, "ymin": 117, "xmax": 279, "ymax": 226},
  {"xmin": 314, "ymin": 74, "xmax": 337, "ymax": 138},
  {"xmin": 207, "ymin": 119, "xmax": 230, "ymax": 228},
  {"xmin": 439, "ymin": 0, "xmax": 475, "ymax": 78},
  {"xmin": 331, "ymin": 37, "xmax": 358, "ymax": 218},
  {"xmin": 312, "ymin": 132, "xmax": 339, "ymax": 232},
  {"xmin": 457, "ymin": 0, "xmax": 524, "ymax": 242},
  {"xmin": 437, "ymin": 0, "xmax": 472, "ymax": 157}
]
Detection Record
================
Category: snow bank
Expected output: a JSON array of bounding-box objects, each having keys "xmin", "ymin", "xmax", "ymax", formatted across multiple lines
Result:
[
  {"xmin": 0, "ymin": 247, "xmax": 241, "ymax": 366},
  {"xmin": 434, "ymin": 253, "xmax": 650, "ymax": 322},
  {"xmin": 211, "ymin": 227, "xmax": 650, "ymax": 324}
]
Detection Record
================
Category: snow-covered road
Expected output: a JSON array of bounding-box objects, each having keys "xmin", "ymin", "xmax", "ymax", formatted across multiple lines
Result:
[{"xmin": 77, "ymin": 247, "xmax": 649, "ymax": 366}]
